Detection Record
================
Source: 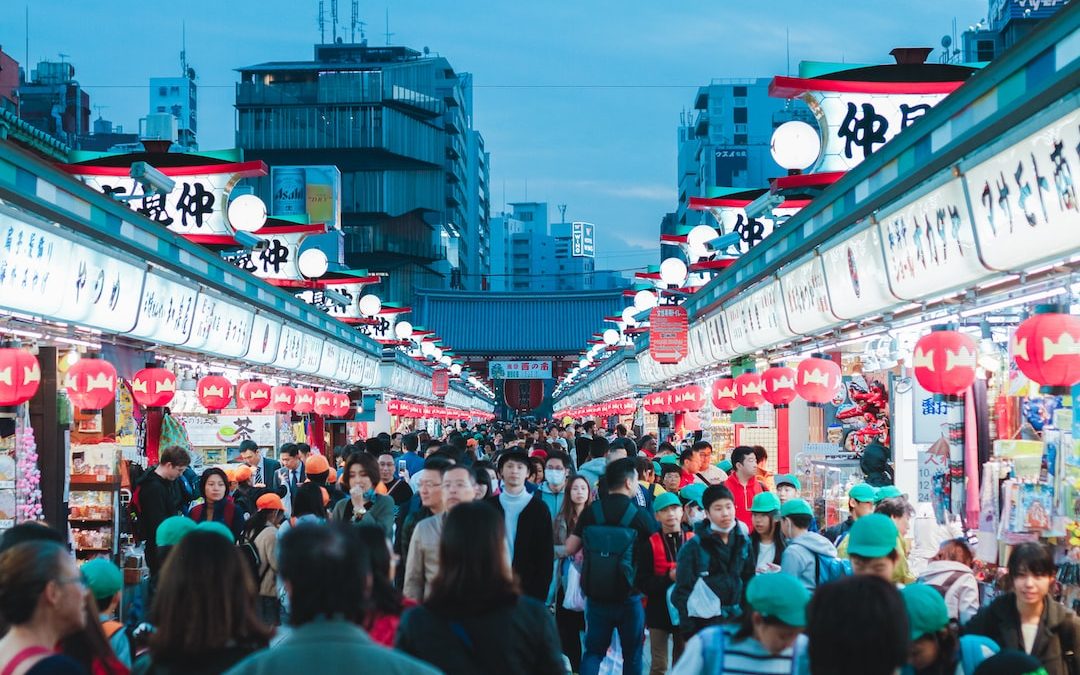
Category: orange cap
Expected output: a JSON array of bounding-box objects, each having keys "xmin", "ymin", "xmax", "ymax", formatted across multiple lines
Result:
[
  {"xmin": 224, "ymin": 469, "xmax": 236, "ymax": 483},
  {"xmin": 256, "ymin": 493, "xmax": 285, "ymax": 511},
  {"xmin": 234, "ymin": 465, "xmax": 252, "ymax": 482},
  {"xmin": 305, "ymin": 455, "xmax": 331, "ymax": 475}
]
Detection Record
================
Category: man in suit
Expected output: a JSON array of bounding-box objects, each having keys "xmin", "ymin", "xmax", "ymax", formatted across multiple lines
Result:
[
  {"xmin": 273, "ymin": 443, "xmax": 305, "ymax": 517},
  {"xmin": 240, "ymin": 439, "xmax": 281, "ymax": 492}
]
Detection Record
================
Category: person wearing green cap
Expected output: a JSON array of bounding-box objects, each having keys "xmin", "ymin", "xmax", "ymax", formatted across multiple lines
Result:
[
  {"xmin": 773, "ymin": 474, "xmax": 801, "ymax": 505},
  {"xmin": 902, "ymin": 583, "xmax": 1000, "ymax": 675},
  {"xmin": 875, "ymin": 484, "xmax": 905, "ymax": 503},
  {"xmin": 643, "ymin": 491, "xmax": 692, "ymax": 674},
  {"xmin": 672, "ymin": 572, "xmax": 810, "ymax": 675},
  {"xmin": 779, "ymin": 499, "xmax": 845, "ymax": 591},
  {"xmin": 679, "ymin": 483, "xmax": 707, "ymax": 529},
  {"xmin": 82, "ymin": 558, "xmax": 133, "ymax": 667},
  {"xmin": 844, "ymin": 513, "xmax": 901, "ymax": 582},
  {"xmin": 748, "ymin": 492, "xmax": 786, "ymax": 575},
  {"xmin": 718, "ymin": 459, "xmax": 733, "ymax": 474},
  {"xmin": 823, "ymin": 482, "xmax": 878, "ymax": 547}
]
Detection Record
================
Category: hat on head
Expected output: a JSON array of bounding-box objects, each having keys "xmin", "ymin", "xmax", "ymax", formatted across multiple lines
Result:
[
  {"xmin": 194, "ymin": 521, "xmax": 234, "ymax": 543},
  {"xmin": 680, "ymin": 483, "xmax": 707, "ymax": 508},
  {"xmin": 652, "ymin": 492, "xmax": 682, "ymax": 514},
  {"xmin": 223, "ymin": 468, "xmax": 236, "ymax": 483},
  {"xmin": 746, "ymin": 573, "xmax": 811, "ymax": 627},
  {"xmin": 902, "ymin": 583, "xmax": 950, "ymax": 641},
  {"xmin": 751, "ymin": 492, "xmax": 782, "ymax": 514},
  {"xmin": 155, "ymin": 515, "xmax": 196, "ymax": 547},
  {"xmin": 256, "ymin": 493, "xmax": 285, "ymax": 511},
  {"xmin": 718, "ymin": 459, "xmax": 733, "ymax": 473},
  {"xmin": 780, "ymin": 498, "xmax": 813, "ymax": 518},
  {"xmin": 467, "ymin": 438, "xmax": 478, "ymax": 448},
  {"xmin": 659, "ymin": 455, "xmax": 680, "ymax": 466},
  {"xmin": 849, "ymin": 483, "xmax": 877, "ymax": 503},
  {"xmin": 847, "ymin": 513, "xmax": 899, "ymax": 558},
  {"xmin": 971, "ymin": 650, "xmax": 1043, "ymax": 675},
  {"xmin": 233, "ymin": 465, "xmax": 252, "ymax": 483},
  {"xmin": 774, "ymin": 474, "xmax": 801, "ymax": 491},
  {"xmin": 81, "ymin": 558, "xmax": 123, "ymax": 601},
  {"xmin": 874, "ymin": 485, "xmax": 904, "ymax": 503},
  {"xmin": 497, "ymin": 450, "xmax": 531, "ymax": 472},
  {"xmin": 305, "ymin": 454, "xmax": 330, "ymax": 476},
  {"xmin": 652, "ymin": 461, "xmax": 662, "ymax": 476}
]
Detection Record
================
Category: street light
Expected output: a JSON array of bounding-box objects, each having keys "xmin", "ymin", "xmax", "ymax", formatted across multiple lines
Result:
[
  {"xmin": 394, "ymin": 321, "xmax": 413, "ymax": 340},
  {"xmin": 659, "ymin": 258, "xmax": 688, "ymax": 287},
  {"xmin": 602, "ymin": 329, "xmax": 620, "ymax": 346},
  {"xmin": 297, "ymin": 249, "xmax": 329, "ymax": 278},
  {"xmin": 450, "ymin": 363, "xmax": 462, "ymax": 376},
  {"xmin": 227, "ymin": 194, "xmax": 268, "ymax": 233},
  {"xmin": 634, "ymin": 290, "xmax": 657, "ymax": 312},
  {"xmin": 622, "ymin": 306, "xmax": 639, "ymax": 327},
  {"xmin": 771, "ymin": 121, "xmax": 821, "ymax": 172},
  {"xmin": 358, "ymin": 294, "xmax": 382, "ymax": 317}
]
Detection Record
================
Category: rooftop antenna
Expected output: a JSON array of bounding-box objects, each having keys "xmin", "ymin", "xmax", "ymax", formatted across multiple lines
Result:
[
  {"xmin": 558, "ymin": 204, "xmax": 567, "ymax": 223},
  {"xmin": 384, "ymin": 7, "xmax": 393, "ymax": 45},
  {"xmin": 180, "ymin": 22, "xmax": 188, "ymax": 75},
  {"xmin": 785, "ymin": 27, "xmax": 791, "ymax": 76},
  {"xmin": 318, "ymin": 0, "xmax": 325, "ymax": 43},
  {"xmin": 24, "ymin": 5, "xmax": 28, "ymax": 74},
  {"xmin": 331, "ymin": 0, "xmax": 339, "ymax": 43},
  {"xmin": 93, "ymin": 104, "xmax": 107, "ymax": 120},
  {"xmin": 350, "ymin": 0, "xmax": 365, "ymax": 42}
]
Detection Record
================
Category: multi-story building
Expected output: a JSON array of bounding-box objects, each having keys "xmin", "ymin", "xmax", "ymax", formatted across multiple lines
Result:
[
  {"xmin": 234, "ymin": 41, "xmax": 487, "ymax": 305},
  {"xmin": 961, "ymin": 0, "xmax": 1069, "ymax": 62},
  {"xmin": 464, "ymin": 127, "xmax": 490, "ymax": 290},
  {"xmin": 0, "ymin": 49, "xmax": 18, "ymax": 111},
  {"xmin": 149, "ymin": 68, "xmax": 197, "ymax": 150},
  {"xmin": 674, "ymin": 78, "xmax": 811, "ymax": 229},
  {"xmin": 18, "ymin": 60, "xmax": 90, "ymax": 146}
]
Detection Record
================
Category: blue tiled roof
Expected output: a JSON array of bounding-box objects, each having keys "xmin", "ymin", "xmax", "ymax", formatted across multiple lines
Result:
[{"xmin": 413, "ymin": 289, "xmax": 626, "ymax": 356}]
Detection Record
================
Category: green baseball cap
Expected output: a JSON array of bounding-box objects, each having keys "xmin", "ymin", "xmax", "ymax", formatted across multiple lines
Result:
[
  {"xmin": 659, "ymin": 455, "xmax": 680, "ymax": 466},
  {"xmin": 780, "ymin": 498, "xmax": 813, "ymax": 518},
  {"xmin": 194, "ymin": 520, "xmax": 235, "ymax": 543},
  {"xmin": 746, "ymin": 572, "xmax": 810, "ymax": 627},
  {"xmin": 718, "ymin": 460, "xmax": 733, "ymax": 473},
  {"xmin": 652, "ymin": 461, "xmax": 663, "ymax": 477},
  {"xmin": 155, "ymin": 515, "xmax": 196, "ymax": 547},
  {"xmin": 875, "ymin": 485, "xmax": 904, "ymax": 503},
  {"xmin": 680, "ymin": 483, "xmax": 707, "ymax": 508},
  {"xmin": 774, "ymin": 474, "xmax": 801, "ymax": 491},
  {"xmin": 902, "ymin": 583, "xmax": 950, "ymax": 640},
  {"xmin": 849, "ymin": 483, "xmax": 877, "ymax": 503},
  {"xmin": 653, "ymin": 492, "xmax": 682, "ymax": 513},
  {"xmin": 847, "ymin": 513, "xmax": 899, "ymax": 558},
  {"xmin": 750, "ymin": 492, "xmax": 782, "ymax": 513},
  {"xmin": 81, "ymin": 558, "xmax": 123, "ymax": 601}
]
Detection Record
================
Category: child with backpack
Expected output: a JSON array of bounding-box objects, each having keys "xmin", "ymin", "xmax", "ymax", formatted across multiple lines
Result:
[
  {"xmin": 779, "ymin": 499, "xmax": 847, "ymax": 591},
  {"xmin": 81, "ymin": 558, "xmax": 134, "ymax": 667},
  {"xmin": 243, "ymin": 493, "xmax": 286, "ymax": 626},
  {"xmin": 642, "ymin": 492, "xmax": 693, "ymax": 675},
  {"xmin": 672, "ymin": 485, "xmax": 752, "ymax": 638}
]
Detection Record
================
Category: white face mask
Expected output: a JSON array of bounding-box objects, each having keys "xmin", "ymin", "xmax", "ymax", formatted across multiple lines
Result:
[
  {"xmin": 544, "ymin": 469, "xmax": 566, "ymax": 487},
  {"xmin": 689, "ymin": 511, "xmax": 706, "ymax": 525},
  {"xmin": 711, "ymin": 522, "xmax": 736, "ymax": 534}
]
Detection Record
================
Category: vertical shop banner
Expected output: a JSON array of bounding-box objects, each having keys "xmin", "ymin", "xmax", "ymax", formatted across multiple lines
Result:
[
  {"xmin": 432, "ymin": 370, "xmax": 450, "ymax": 398},
  {"xmin": 917, "ymin": 449, "xmax": 949, "ymax": 503},
  {"xmin": 704, "ymin": 314, "xmax": 733, "ymax": 362},
  {"xmin": 725, "ymin": 281, "xmax": 793, "ymax": 352},
  {"xmin": 649, "ymin": 306, "xmax": 689, "ymax": 364},
  {"xmin": 571, "ymin": 222, "xmax": 595, "ymax": 258},
  {"xmin": 912, "ymin": 378, "xmax": 953, "ymax": 443},
  {"xmin": 964, "ymin": 109, "xmax": 1080, "ymax": 272}
]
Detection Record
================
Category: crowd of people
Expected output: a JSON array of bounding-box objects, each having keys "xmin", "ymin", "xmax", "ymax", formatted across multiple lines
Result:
[{"xmin": 0, "ymin": 421, "xmax": 1076, "ymax": 674}]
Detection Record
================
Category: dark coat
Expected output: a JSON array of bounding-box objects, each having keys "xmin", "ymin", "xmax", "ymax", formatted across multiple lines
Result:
[
  {"xmin": 964, "ymin": 593, "xmax": 1080, "ymax": 675},
  {"xmin": 860, "ymin": 440, "xmax": 893, "ymax": 487},
  {"xmin": 395, "ymin": 598, "xmax": 564, "ymax": 675},
  {"xmin": 822, "ymin": 516, "xmax": 855, "ymax": 547},
  {"xmin": 672, "ymin": 520, "xmax": 753, "ymax": 637},
  {"xmin": 487, "ymin": 493, "xmax": 555, "ymax": 601},
  {"xmin": 136, "ymin": 469, "xmax": 183, "ymax": 574}
]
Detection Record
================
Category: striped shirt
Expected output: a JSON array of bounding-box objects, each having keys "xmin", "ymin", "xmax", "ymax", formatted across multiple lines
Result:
[{"xmin": 672, "ymin": 627, "xmax": 805, "ymax": 675}]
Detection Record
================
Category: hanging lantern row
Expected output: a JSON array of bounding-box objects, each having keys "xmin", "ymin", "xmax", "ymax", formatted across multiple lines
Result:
[
  {"xmin": 131, "ymin": 365, "xmax": 177, "ymax": 408},
  {"xmin": 913, "ymin": 327, "xmax": 977, "ymax": 399},
  {"xmin": 386, "ymin": 399, "xmax": 490, "ymax": 420},
  {"xmin": 64, "ymin": 354, "xmax": 117, "ymax": 413},
  {"xmin": 644, "ymin": 385, "xmax": 705, "ymax": 414},
  {"xmin": 557, "ymin": 398, "xmax": 638, "ymax": 419}
]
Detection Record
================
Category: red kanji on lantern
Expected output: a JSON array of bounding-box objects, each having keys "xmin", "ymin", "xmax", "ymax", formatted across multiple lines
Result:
[
  {"xmin": 913, "ymin": 327, "xmax": 977, "ymax": 398},
  {"xmin": 64, "ymin": 355, "xmax": 117, "ymax": 412},
  {"xmin": 796, "ymin": 355, "xmax": 841, "ymax": 406},
  {"xmin": 1012, "ymin": 305, "xmax": 1080, "ymax": 394},
  {"xmin": 237, "ymin": 380, "xmax": 272, "ymax": 412},
  {"xmin": 293, "ymin": 388, "xmax": 316, "ymax": 414},
  {"xmin": 0, "ymin": 345, "xmax": 40, "ymax": 407},
  {"xmin": 269, "ymin": 385, "xmax": 296, "ymax": 413},
  {"xmin": 131, "ymin": 365, "xmax": 176, "ymax": 408},
  {"xmin": 761, "ymin": 366, "xmax": 798, "ymax": 408},
  {"xmin": 734, "ymin": 372, "xmax": 765, "ymax": 410},
  {"xmin": 711, "ymin": 377, "xmax": 738, "ymax": 412},
  {"xmin": 313, "ymin": 391, "xmax": 336, "ymax": 416},
  {"xmin": 196, "ymin": 374, "xmax": 232, "ymax": 413}
]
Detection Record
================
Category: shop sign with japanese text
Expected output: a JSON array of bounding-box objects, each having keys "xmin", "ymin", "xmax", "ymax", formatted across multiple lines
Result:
[
  {"xmin": 821, "ymin": 222, "xmax": 898, "ymax": 320},
  {"xmin": 780, "ymin": 255, "xmax": 839, "ymax": 335},
  {"xmin": 488, "ymin": 361, "xmax": 553, "ymax": 380},
  {"xmin": 649, "ymin": 306, "xmax": 689, "ymax": 365}
]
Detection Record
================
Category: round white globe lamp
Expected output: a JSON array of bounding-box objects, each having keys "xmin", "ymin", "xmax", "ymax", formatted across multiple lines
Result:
[
  {"xmin": 358, "ymin": 294, "xmax": 382, "ymax": 317},
  {"xmin": 770, "ymin": 121, "xmax": 821, "ymax": 171},
  {"xmin": 297, "ymin": 249, "xmax": 329, "ymax": 278},
  {"xmin": 686, "ymin": 224, "xmax": 717, "ymax": 249},
  {"xmin": 622, "ymin": 306, "xmax": 639, "ymax": 327},
  {"xmin": 227, "ymin": 194, "xmax": 268, "ymax": 233},
  {"xmin": 634, "ymin": 290, "xmax": 657, "ymax": 312},
  {"xmin": 602, "ymin": 329, "xmax": 620, "ymax": 346},
  {"xmin": 450, "ymin": 363, "xmax": 462, "ymax": 376},
  {"xmin": 659, "ymin": 258, "xmax": 688, "ymax": 287},
  {"xmin": 394, "ymin": 321, "xmax": 413, "ymax": 340}
]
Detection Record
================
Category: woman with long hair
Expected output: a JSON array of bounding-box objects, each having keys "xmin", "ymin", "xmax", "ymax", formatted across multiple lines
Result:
[
  {"xmin": 132, "ymin": 530, "xmax": 271, "ymax": 674},
  {"xmin": 553, "ymin": 474, "xmax": 591, "ymax": 672},
  {"xmin": 330, "ymin": 453, "xmax": 394, "ymax": 536},
  {"xmin": 188, "ymin": 468, "xmax": 244, "ymax": 541},
  {"xmin": 243, "ymin": 494, "xmax": 286, "ymax": 627},
  {"xmin": 747, "ymin": 492, "xmax": 786, "ymax": 577},
  {"xmin": 0, "ymin": 540, "xmax": 88, "ymax": 674},
  {"xmin": 396, "ymin": 502, "xmax": 564, "ymax": 674},
  {"xmin": 353, "ymin": 526, "xmax": 414, "ymax": 647}
]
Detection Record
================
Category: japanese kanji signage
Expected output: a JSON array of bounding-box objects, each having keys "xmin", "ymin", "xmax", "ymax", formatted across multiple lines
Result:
[
  {"xmin": 649, "ymin": 306, "xmax": 689, "ymax": 364},
  {"xmin": 912, "ymin": 377, "xmax": 952, "ymax": 443},
  {"xmin": 245, "ymin": 313, "xmax": 283, "ymax": 365},
  {"xmin": 725, "ymin": 281, "xmax": 793, "ymax": 353},
  {"xmin": 488, "ymin": 361, "xmax": 552, "ymax": 380},
  {"xmin": 225, "ymin": 231, "xmax": 307, "ymax": 282},
  {"xmin": 432, "ymin": 370, "xmax": 450, "ymax": 397},
  {"xmin": 129, "ymin": 269, "xmax": 198, "ymax": 346},
  {"xmin": 571, "ymin": 222, "xmax": 595, "ymax": 258},
  {"xmin": 173, "ymin": 413, "xmax": 277, "ymax": 448},
  {"xmin": 780, "ymin": 256, "xmax": 838, "ymax": 335},
  {"xmin": 295, "ymin": 282, "xmax": 371, "ymax": 321},
  {"xmin": 820, "ymin": 221, "xmax": 897, "ymax": 321},
  {"xmin": 703, "ymin": 201, "xmax": 803, "ymax": 256}
]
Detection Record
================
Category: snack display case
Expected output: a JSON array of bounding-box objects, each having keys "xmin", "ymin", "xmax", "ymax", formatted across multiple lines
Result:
[
  {"xmin": 69, "ymin": 442, "xmax": 121, "ymax": 559},
  {"xmin": 796, "ymin": 451, "xmax": 864, "ymax": 531}
]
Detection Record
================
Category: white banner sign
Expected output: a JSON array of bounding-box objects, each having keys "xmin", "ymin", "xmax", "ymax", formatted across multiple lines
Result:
[
  {"xmin": 184, "ymin": 293, "xmax": 254, "ymax": 358},
  {"xmin": 275, "ymin": 325, "xmax": 304, "ymax": 370},
  {"xmin": 821, "ymin": 222, "xmax": 897, "ymax": 320},
  {"xmin": 173, "ymin": 413, "xmax": 278, "ymax": 448},
  {"xmin": 245, "ymin": 313, "xmax": 283, "ymax": 365},
  {"xmin": 0, "ymin": 211, "xmax": 72, "ymax": 317},
  {"xmin": 129, "ymin": 269, "xmax": 198, "ymax": 346},
  {"xmin": 56, "ymin": 243, "xmax": 144, "ymax": 333},
  {"xmin": 489, "ymin": 361, "xmax": 552, "ymax": 379},
  {"xmin": 725, "ymin": 281, "xmax": 793, "ymax": 353},
  {"xmin": 780, "ymin": 255, "xmax": 839, "ymax": 335}
]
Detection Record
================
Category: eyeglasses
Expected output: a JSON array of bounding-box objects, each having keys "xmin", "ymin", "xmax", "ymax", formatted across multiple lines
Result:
[{"xmin": 58, "ymin": 575, "xmax": 86, "ymax": 589}]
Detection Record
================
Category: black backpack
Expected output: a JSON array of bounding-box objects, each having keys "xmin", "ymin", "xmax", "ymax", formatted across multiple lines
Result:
[
  {"xmin": 239, "ymin": 529, "xmax": 269, "ymax": 586},
  {"xmin": 581, "ymin": 501, "xmax": 639, "ymax": 602}
]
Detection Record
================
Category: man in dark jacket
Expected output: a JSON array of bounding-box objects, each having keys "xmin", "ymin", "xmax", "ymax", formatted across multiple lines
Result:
[
  {"xmin": 488, "ymin": 450, "xmax": 554, "ymax": 601},
  {"xmin": 137, "ymin": 446, "xmax": 190, "ymax": 577}
]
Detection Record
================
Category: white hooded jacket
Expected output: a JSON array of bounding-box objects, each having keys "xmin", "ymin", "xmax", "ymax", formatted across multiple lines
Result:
[{"xmin": 917, "ymin": 560, "xmax": 980, "ymax": 624}]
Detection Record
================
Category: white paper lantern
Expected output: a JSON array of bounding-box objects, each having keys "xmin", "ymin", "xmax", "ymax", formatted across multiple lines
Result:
[
  {"xmin": 297, "ymin": 248, "xmax": 329, "ymax": 278},
  {"xmin": 686, "ymin": 224, "xmax": 717, "ymax": 249},
  {"xmin": 450, "ymin": 363, "xmax": 462, "ymax": 376},
  {"xmin": 421, "ymin": 341, "xmax": 436, "ymax": 356},
  {"xmin": 579, "ymin": 358, "xmax": 589, "ymax": 369},
  {"xmin": 770, "ymin": 121, "xmax": 821, "ymax": 171},
  {"xmin": 622, "ymin": 306, "xmax": 639, "ymax": 327},
  {"xmin": 394, "ymin": 321, "xmax": 413, "ymax": 340},
  {"xmin": 358, "ymin": 294, "xmax": 382, "ymax": 317},
  {"xmin": 227, "ymin": 194, "xmax": 268, "ymax": 233},
  {"xmin": 634, "ymin": 290, "xmax": 658, "ymax": 311},
  {"xmin": 659, "ymin": 258, "xmax": 689, "ymax": 287},
  {"xmin": 602, "ymin": 329, "xmax": 620, "ymax": 346}
]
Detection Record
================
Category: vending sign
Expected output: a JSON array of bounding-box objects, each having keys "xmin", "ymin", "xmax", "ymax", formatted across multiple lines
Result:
[{"xmin": 649, "ymin": 305, "xmax": 689, "ymax": 364}]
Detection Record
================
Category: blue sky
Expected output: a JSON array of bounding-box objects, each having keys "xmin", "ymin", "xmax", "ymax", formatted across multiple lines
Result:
[{"xmin": 3, "ymin": 0, "xmax": 985, "ymax": 271}]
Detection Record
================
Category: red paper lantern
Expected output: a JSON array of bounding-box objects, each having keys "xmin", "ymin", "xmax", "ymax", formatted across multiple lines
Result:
[
  {"xmin": 269, "ymin": 385, "xmax": 296, "ymax": 413},
  {"xmin": 796, "ymin": 355, "xmax": 841, "ymax": 406},
  {"xmin": 913, "ymin": 327, "xmax": 977, "ymax": 397},
  {"xmin": 761, "ymin": 366, "xmax": 798, "ymax": 408},
  {"xmin": 331, "ymin": 393, "xmax": 351, "ymax": 417},
  {"xmin": 293, "ymin": 388, "xmax": 316, "ymax": 414},
  {"xmin": 734, "ymin": 372, "xmax": 765, "ymax": 410},
  {"xmin": 237, "ymin": 380, "xmax": 272, "ymax": 412},
  {"xmin": 0, "ymin": 346, "xmax": 41, "ymax": 407},
  {"xmin": 1012, "ymin": 305, "xmax": 1080, "ymax": 394},
  {"xmin": 313, "ymin": 391, "xmax": 336, "ymax": 416},
  {"xmin": 131, "ymin": 365, "xmax": 176, "ymax": 408},
  {"xmin": 64, "ymin": 355, "xmax": 117, "ymax": 412},
  {"xmin": 711, "ymin": 377, "xmax": 738, "ymax": 412},
  {"xmin": 196, "ymin": 374, "xmax": 233, "ymax": 413}
]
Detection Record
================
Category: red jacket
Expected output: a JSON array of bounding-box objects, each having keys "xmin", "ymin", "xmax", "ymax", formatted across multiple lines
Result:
[{"xmin": 724, "ymin": 472, "xmax": 764, "ymax": 529}]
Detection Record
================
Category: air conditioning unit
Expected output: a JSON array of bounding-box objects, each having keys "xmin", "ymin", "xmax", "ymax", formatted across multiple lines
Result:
[{"xmin": 140, "ymin": 113, "xmax": 178, "ymax": 142}]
